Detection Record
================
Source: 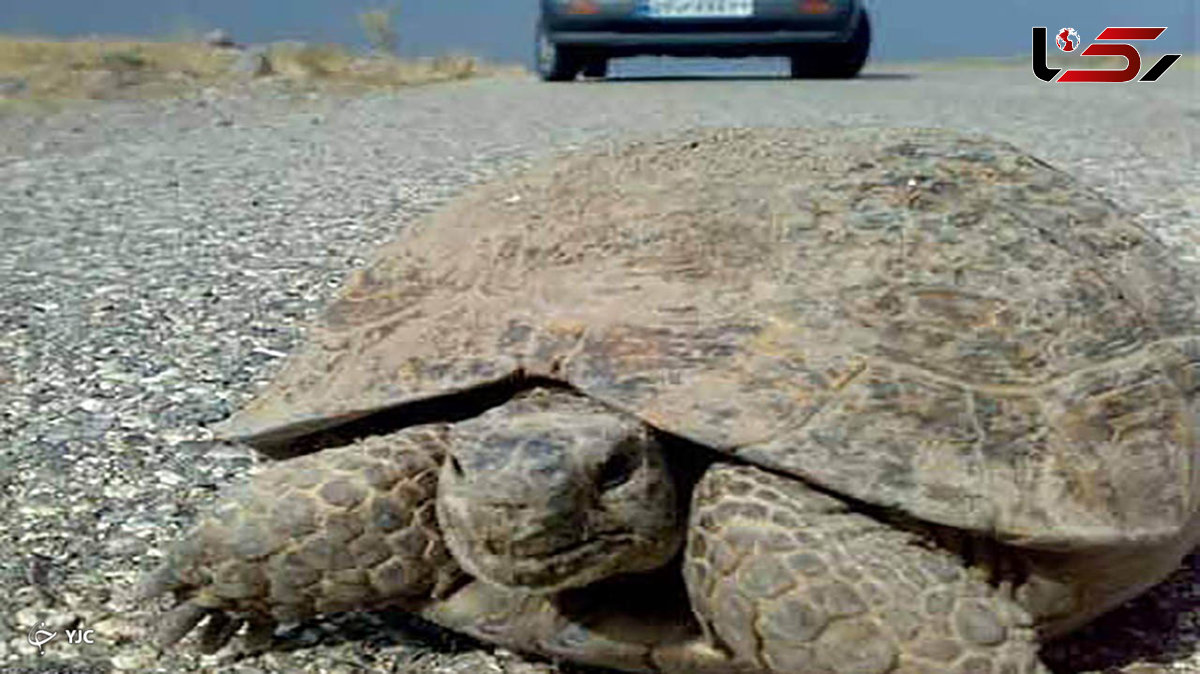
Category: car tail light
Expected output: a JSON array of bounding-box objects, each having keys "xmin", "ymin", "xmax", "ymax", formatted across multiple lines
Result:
[
  {"xmin": 798, "ymin": 0, "xmax": 833, "ymax": 13},
  {"xmin": 566, "ymin": 0, "xmax": 601, "ymax": 14}
]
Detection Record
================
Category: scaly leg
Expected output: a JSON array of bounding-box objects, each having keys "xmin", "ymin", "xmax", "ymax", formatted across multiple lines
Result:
[
  {"xmin": 679, "ymin": 463, "xmax": 1051, "ymax": 674},
  {"xmin": 139, "ymin": 425, "xmax": 464, "ymax": 653}
]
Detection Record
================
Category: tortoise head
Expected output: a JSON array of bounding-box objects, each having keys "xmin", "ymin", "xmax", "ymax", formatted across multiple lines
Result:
[{"xmin": 436, "ymin": 387, "xmax": 685, "ymax": 593}]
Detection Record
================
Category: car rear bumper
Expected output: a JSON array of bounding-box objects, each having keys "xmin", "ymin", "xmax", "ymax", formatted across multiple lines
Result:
[
  {"xmin": 550, "ymin": 29, "xmax": 848, "ymax": 56},
  {"xmin": 542, "ymin": 0, "xmax": 861, "ymax": 56}
]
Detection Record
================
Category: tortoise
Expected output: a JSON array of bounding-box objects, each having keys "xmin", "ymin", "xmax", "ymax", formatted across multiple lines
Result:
[{"xmin": 141, "ymin": 127, "xmax": 1200, "ymax": 674}]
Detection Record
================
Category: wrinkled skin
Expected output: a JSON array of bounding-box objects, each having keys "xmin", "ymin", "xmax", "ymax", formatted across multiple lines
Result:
[{"xmin": 437, "ymin": 389, "xmax": 685, "ymax": 592}]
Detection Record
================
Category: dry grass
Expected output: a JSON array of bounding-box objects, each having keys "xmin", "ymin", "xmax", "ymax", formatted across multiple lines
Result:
[
  {"xmin": 0, "ymin": 36, "xmax": 521, "ymax": 110},
  {"xmin": 265, "ymin": 41, "xmax": 488, "ymax": 88},
  {"xmin": 922, "ymin": 52, "xmax": 1198, "ymax": 72},
  {"xmin": 1173, "ymin": 53, "xmax": 1199, "ymax": 70}
]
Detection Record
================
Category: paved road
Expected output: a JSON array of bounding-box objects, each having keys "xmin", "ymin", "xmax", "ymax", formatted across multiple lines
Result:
[{"xmin": 1, "ymin": 62, "xmax": 1197, "ymax": 673}]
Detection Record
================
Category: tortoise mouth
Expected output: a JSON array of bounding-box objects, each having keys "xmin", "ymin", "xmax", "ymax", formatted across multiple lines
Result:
[{"xmin": 460, "ymin": 531, "xmax": 642, "ymax": 592}]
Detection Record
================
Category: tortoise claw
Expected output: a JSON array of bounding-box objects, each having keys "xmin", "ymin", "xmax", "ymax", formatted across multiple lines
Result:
[
  {"xmin": 151, "ymin": 602, "xmax": 278, "ymax": 656},
  {"xmin": 196, "ymin": 611, "xmax": 243, "ymax": 654},
  {"xmin": 154, "ymin": 602, "xmax": 209, "ymax": 650},
  {"xmin": 239, "ymin": 616, "xmax": 278, "ymax": 655}
]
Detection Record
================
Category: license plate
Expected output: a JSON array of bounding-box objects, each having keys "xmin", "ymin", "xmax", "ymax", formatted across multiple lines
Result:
[{"xmin": 639, "ymin": 0, "xmax": 754, "ymax": 18}]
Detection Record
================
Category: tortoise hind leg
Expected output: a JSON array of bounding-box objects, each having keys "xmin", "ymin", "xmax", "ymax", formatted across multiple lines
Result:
[
  {"xmin": 139, "ymin": 425, "xmax": 463, "ymax": 653},
  {"xmin": 681, "ymin": 463, "xmax": 1050, "ymax": 674}
]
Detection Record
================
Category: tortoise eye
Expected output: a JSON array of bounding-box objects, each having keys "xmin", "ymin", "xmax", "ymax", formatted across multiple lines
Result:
[
  {"xmin": 449, "ymin": 456, "xmax": 466, "ymax": 478},
  {"xmin": 597, "ymin": 450, "xmax": 637, "ymax": 491}
]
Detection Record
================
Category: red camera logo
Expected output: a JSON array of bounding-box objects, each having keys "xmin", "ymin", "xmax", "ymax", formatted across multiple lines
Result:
[
  {"xmin": 1033, "ymin": 26, "xmax": 1182, "ymax": 83},
  {"xmin": 1055, "ymin": 27, "xmax": 1081, "ymax": 52}
]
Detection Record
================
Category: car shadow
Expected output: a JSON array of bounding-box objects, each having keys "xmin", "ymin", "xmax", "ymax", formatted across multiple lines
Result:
[
  {"xmin": 591, "ymin": 71, "xmax": 916, "ymax": 82},
  {"xmin": 853, "ymin": 72, "xmax": 917, "ymax": 80}
]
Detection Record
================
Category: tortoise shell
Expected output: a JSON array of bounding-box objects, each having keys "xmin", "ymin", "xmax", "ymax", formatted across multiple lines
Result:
[{"xmin": 216, "ymin": 127, "xmax": 1200, "ymax": 549}]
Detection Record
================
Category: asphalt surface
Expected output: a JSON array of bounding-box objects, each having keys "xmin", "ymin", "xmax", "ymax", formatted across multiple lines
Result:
[{"xmin": 1, "ymin": 59, "xmax": 1197, "ymax": 673}]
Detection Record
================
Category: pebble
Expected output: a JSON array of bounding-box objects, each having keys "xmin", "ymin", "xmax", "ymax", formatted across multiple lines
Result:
[
  {"xmin": 111, "ymin": 648, "xmax": 157, "ymax": 670},
  {"xmin": 46, "ymin": 610, "xmax": 80, "ymax": 631}
]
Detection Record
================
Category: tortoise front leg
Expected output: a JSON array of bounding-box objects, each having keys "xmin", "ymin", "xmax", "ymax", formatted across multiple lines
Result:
[
  {"xmin": 681, "ymin": 463, "xmax": 1050, "ymax": 674},
  {"xmin": 139, "ymin": 425, "xmax": 464, "ymax": 653}
]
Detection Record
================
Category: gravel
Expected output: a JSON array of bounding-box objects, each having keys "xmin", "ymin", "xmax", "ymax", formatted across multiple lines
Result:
[{"xmin": 1, "ymin": 61, "xmax": 1197, "ymax": 673}]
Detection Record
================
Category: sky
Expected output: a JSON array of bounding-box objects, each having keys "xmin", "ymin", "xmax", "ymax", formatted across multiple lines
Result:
[{"xmin": 0, "ymin": 0, "xmax": 1195, "ymax": 64}]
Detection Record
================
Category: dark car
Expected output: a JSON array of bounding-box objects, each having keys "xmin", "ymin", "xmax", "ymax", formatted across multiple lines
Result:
[{"xmin": 536, "ymin": 0, "xmax": 871, "ymax": 81}]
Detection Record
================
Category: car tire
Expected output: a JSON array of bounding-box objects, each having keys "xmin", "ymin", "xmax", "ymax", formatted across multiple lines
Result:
[
  {"xmin": 581, "ymin": 56, "xmax": 609, "ymax": 79},
  {"xmin": 789, "ymin": 9, "xmax": 871, "ymax": 79},
  {"xmin": 536, "ymin": 20, "xmax": 582, "ymax": 82}
]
